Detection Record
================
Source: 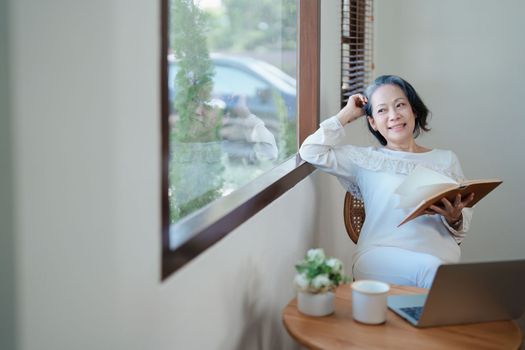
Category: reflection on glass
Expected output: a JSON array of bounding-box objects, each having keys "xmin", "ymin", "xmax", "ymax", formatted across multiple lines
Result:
[{"xmin": 168, "ymin": 0, "xmax": 297, "ymax": 224}]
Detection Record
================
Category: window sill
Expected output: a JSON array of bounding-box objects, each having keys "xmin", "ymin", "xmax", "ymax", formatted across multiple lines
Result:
[
  {"xmin": 160, "ymin": 0, "xmax": 320, "ymax": 281},
  {"xmin": 162, "ymin": 154, "xmax": 315, "ymax": 279}
]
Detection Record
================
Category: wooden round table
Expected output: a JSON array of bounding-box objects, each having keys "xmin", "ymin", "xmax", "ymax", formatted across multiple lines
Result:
[{"xmin": 282, "ymin": 284, "xmax": 522, "ymax": 349}]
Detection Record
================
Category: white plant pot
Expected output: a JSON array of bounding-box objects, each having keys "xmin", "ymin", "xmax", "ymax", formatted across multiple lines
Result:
[{"xmin": 297, "ymin": 291, "xmax": 334, "ymax": 317}]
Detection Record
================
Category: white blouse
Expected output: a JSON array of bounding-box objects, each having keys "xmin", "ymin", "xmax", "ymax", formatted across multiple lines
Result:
[{"xmin": 299, "ymin": 116, "xmax": 473, "ymax": 264}]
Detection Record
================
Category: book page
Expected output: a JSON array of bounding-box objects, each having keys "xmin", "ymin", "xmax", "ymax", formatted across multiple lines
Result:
[
  {"xmin": 398, "ymin": 179, "xmax": 503, "ymax": 226},
  {"xmin": 395, "ymin": 165, "xmax": 458, "ymax": 208},
  {"xmin": 397, "ymin": 183, "xmax": 457, "ymax": 209}
]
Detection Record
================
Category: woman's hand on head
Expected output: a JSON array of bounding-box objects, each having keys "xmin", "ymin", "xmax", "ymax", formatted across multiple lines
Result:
[
  {"xmin": 425, "ymin": 193, "xmax": 475, "ymax": 227},
  {"xmin": 337, "ymin": 94, "xmax": 367, "ymax": 126}
]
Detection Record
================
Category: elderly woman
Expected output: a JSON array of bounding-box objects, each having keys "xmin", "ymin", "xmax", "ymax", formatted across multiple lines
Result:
[{"xmin": 299, "ymin": 75, "xmax": 474, "ymax": 288}]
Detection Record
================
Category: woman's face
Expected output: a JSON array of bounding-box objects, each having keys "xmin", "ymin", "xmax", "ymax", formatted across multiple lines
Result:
[{"xmin": 367, "ymin": 84, "xmax": 416, "ymax": 146}]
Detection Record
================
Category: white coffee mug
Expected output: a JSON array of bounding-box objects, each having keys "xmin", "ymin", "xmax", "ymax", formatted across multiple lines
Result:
[{"xmin": 351, "ymin": 280, "xmax": 390, "ymax": 324}]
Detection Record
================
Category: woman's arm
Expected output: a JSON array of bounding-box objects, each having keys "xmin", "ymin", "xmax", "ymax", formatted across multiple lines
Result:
[
  {"xmin": 429, "ymin": 193, "xmax": 474, "ymax": 228},
  {"xmin": 336, "ymin": 94, "xmax": 368, "ymax": 126},
  {"xmin": 298, "ymin": 94, "xmax": 367, "ymax": 178},
  {"xmin": 429, "ymin": 194, "xmax": 474, "ymax": 243}
]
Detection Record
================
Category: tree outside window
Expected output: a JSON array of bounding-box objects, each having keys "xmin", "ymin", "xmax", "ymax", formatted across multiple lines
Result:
[{"xmin": 168, "ymin": 0, "xmax": 297, "ymax": 224}]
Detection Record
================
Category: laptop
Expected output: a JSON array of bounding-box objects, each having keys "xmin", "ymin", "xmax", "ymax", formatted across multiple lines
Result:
[{"xmin": 387, "ymin": 259, "xmax": 525, "ymax": 328}]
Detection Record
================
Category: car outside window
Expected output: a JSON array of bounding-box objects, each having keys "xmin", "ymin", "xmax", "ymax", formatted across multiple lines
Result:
[
  {"xmin": 213, "ymin": 66, "xmax": 270, "ymax": 97},
  {"xmin": 161, "ymin": 0, "xmax": 320, "ymax": 278},
  {"xmin": 167, "ymin": 0, "xmax": 297, "ymax": 225}
]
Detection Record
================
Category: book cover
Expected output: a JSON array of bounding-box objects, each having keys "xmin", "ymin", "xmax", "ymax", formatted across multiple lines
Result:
[{"xmin": 396, "ymin": 165, "xmax": 502, "ymax": 227}]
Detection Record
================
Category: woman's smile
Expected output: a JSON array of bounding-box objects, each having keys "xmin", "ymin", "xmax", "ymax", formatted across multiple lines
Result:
[{"xmin": 388, "ymin": 122, "xmax": 407, "ymax": 131}]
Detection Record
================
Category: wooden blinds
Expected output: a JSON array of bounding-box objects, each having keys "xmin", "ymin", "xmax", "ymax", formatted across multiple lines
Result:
[{"xmin": 341, "ymin": 0, "xmax": 373, "ymax": 107}]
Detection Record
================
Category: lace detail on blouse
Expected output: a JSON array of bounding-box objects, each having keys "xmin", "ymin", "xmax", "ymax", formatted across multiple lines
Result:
[
  {"xmin": 338, "ymin": 177, "xmax": 363, "ymax": 199},
  {"xmin": 339, "ymin": 146, "xmax": 465, "ymax": 200}
]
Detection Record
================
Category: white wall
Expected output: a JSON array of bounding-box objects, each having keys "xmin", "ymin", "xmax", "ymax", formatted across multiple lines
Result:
[
  {"xmin": 313, "ymin": 0, "xmax": 525, "ymax": 279},
  {"xmin": 373, "ymin": 0, "xmax": 525, "ymax": 261},
  {"xmin": 5, "ymin": 0, "xmax": 318, "ymax": 349},
  {"xmin": 1, "ymin": 0, "xmax": 17, "ymax": 348},
  {"xmin": 6, "ymin": 1, "xmax": 523, "ymax": 349},
  {"xmin": 316, "ymin": 0, "xmax": 525, "ymax": 266}
]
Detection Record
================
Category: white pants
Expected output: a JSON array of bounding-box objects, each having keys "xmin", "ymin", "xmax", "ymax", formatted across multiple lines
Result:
[{"xmin": 353, "ymin": 246, "xmax": 444, "ymax": 289}]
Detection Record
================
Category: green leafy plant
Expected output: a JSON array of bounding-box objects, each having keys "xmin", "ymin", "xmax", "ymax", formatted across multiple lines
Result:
[
  {"xmin": 294, "ymin": 248, "xmax": 349, "ymax": 294},
  {"xmin": 171, "ymin": 0, "xmax": 220, "ymax": 143},
  {"xmin": 273, "ymin": 89, "xmax": 296, "ymax": 160},
  {"xmin": 169, "ymin": 0, "xmax": 225, "ymax": 224}
]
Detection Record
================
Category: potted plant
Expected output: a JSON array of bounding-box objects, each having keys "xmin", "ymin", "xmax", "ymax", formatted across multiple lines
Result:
[{"xmin": 294, "ymin": 248, "xmax": 349, "ymax": 316}]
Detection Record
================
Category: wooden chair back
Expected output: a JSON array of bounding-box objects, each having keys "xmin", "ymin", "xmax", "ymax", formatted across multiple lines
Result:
[{"xmin": 343, "ymin": 192, "xmax": 365, "ymax": 244}]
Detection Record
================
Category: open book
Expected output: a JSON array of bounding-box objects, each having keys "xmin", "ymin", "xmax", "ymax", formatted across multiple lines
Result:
[{"xmin": 396, "ymin": 165, "xmax": 502, "ymax": 227}]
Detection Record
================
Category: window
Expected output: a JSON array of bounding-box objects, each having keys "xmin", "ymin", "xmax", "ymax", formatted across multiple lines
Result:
[
  {"xmin": 341, "ymin": 0, "xmax": 373, "ymax": 107},
  {"xmin": 161, "ymin": 0, "xmax": 319, "ymax": 279}
]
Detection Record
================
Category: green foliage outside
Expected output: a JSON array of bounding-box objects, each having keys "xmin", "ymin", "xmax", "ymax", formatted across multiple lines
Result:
[
  {"xmin": 205, "ymin": 0, "xmax": 296, "ymax": 53},
  {"xmin": 169, "ymin": 134, "xmax": 224, "ymax": 223},
  {"xmin": 169, "ymin": 0, "xmax": 224, "ymax": 223},
  {"xmin": 171, "ymin": 0, "xmax": 221, "ymax": 142},
  {"xmin": 273, "ymin": 89, "xmax": 296, "ymax": 160},
  {"xmin": 169, "ymin": 0, "xmax": 297, "ymax": 224}
]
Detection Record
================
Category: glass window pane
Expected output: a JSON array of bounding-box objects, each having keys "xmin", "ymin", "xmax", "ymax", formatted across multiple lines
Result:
[{"xmin": 168, "ymin": 0, "xmax": 297, "ymax": 224}]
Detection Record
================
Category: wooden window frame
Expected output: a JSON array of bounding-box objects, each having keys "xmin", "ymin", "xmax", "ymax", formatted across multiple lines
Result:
[{"xmin": 160, "ymin": 0, "xmax": 320, "ymax": 280}]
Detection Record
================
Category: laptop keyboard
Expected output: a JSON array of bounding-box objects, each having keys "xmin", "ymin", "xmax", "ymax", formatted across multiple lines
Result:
[{"xmin": 400, "ymin": 306, "xmax": 423, "ymax": 320}]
